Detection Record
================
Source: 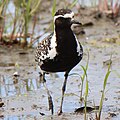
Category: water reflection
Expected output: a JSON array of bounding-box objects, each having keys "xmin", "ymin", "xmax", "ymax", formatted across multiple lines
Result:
[
  {"xmin": 0, "ymin": 73, "xmax": 42, "ymax": 98},
  {"xmin": 0, "ymin": 72, "xmax": 45, "ymax": 119},
  {"xmin": 2, "ymin": 115, "xmax": 39, "ymax": 120}
]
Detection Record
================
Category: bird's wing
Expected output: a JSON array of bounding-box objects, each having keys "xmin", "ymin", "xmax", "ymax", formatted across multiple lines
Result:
[{"xmin": 35, "ymin": 33, "xmax": 53, "ymax": 62}]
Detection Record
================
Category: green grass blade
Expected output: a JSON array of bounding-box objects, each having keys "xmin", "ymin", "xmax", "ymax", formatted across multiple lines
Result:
[
  {"xmin": 85, "ymin": 80, "xmax": 88, "ymax": 96},
  {"xmin": 52, "ymin": 0, "xmax": 56, "ymax": 17},
  {"xmin": 98, "ymin": 62, "xmax": 111, "ymax": 120},
  {"xmin": 30, "ymin": 0, "xmax": 41, "ymax": 15},
  {"xmin": 103, "ymin": 71, "xmax": 111, "ymax": 90},
  {"xmin": 84, "ymin": 80, "xmax": 88, "ymax": 120},
  {"xmin": 70, "ymin": 0, "xmax": 78, "ymax": 9},
  {"xmin": 80, "ymin": 60, "xmax": 88, "ymax": 81},
  {"xmin": 81, "ymin": 65, "xmax": 87, "ymax": 78},
  {"xmin": 80, "ymin": 51, "xmax": 89, "ymax": 101}
]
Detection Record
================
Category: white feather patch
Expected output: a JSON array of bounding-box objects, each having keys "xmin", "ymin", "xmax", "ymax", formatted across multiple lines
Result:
[
  {"xmin": 40, "ymin": 33, "xmax": 57, "ymax": 60},
  {"xmin": 54, "ymin": 12, "xmax": 74, "ymax": 22},
  {"xmin": 74, "ymin": 34, "xmax": 83, "ymax": 56}
]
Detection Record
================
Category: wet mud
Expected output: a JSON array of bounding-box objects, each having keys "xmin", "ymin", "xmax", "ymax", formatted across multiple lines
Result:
[{"xmin": 0, "ymin": 7, "xmax": 120, "ymax": 120}]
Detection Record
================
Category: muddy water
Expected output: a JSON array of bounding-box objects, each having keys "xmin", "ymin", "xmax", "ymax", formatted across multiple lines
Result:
[
  {"xmin": 0, "ymin": 19, "xmax": 120, "ymax": 120},
  {"xmin": 0, "ymin": 1, "xmax": 120, "ymax": 119}
]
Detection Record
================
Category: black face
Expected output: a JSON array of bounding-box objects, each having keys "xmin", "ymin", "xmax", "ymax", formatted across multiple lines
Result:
[
  {"xmin": 55, "ymin": 17, "xmax": 72, "ymax": 28},
  {"xmin": 54, "ymin": 9, "xmax": 81, "ymax": 28}
]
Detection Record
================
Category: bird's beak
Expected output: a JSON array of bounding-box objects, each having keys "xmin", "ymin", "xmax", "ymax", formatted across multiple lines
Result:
[{"xmin": 71, "ymin": 19, "xmax": 82, "ymax": 26}]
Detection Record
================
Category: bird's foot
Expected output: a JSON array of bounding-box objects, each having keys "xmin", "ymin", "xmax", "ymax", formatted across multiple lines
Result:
[
  {"xmin": 48, "ymin": 96, "xmax": 54, "ymax": 115},
  {"xmin": 57, "ymin": 109, "xmax": 63, "ymax": 116}
]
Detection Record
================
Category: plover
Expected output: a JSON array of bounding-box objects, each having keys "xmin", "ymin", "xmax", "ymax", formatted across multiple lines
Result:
[{"xmin": 35, "ymin": 9, "xmax": 83, "ymax": 115}]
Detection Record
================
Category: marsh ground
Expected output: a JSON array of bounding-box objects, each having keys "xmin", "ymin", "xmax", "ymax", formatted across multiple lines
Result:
[{"xmin": 0, "ymin": 6, "xmax": 120, "ymax": 120}]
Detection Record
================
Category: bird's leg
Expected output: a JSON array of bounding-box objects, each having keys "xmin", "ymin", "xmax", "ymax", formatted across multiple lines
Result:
[
  {"xmin": 58, "ymin": 71, "xmax": 69, "ymax": 115},
  {"xmin": 40, "ymin": 72, "xmax": 54, "ymax": 115}
]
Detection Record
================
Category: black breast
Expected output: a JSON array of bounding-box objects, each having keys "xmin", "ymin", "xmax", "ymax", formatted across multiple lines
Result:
[
  {"xmin": 55, "ymin": 27, "xmax": 78, "ymax": 56},
  {"xmin": 40, "ymin": 27, "xmax": 82, "ymax": 72}
]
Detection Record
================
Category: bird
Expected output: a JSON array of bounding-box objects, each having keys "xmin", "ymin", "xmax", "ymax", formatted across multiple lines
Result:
[{"xmin": 35, "ymin": 8, "xmax": 83, "ymax": 115}]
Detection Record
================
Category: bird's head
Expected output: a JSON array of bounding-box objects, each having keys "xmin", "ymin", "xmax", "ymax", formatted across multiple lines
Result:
[{"xmin": 54, "ymin": 9, "xmax": 81, "ymax": 28}]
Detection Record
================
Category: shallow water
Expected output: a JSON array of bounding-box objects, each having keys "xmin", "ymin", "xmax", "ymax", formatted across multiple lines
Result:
[
  {"xmin": 0, "ymin": 1, "xmax": 120, "ymax": 120},
  {"xmin": 0, "ymin": 33, "xmax": 120, "ymax": 120}
]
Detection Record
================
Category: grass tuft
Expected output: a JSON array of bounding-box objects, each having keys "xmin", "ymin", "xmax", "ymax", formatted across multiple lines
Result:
[
  {"xmin": 80, "ymin": 51, "xmax": 89, "ymax": 102},
  {"xmin": 96, "ymin": 56, "xmax": 112, "ymax": 120}
]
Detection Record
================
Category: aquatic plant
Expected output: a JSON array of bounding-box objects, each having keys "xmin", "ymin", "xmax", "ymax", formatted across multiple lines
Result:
[
  {"xmin": 51, "ymin": 0, "xmax": 56, "ymax": 30},
  {"xmin": 0, "ymin": 0, "xmax": 8, "ymax": 41},
  {"xmin": 20, "ymin": 0, "xmax": 41, "ymax": 45},
  {"xmin": 69, "ymin": 0, "xmax": 78, "ymax": 9},
  {"xmin": 79, "ymin": 51, "xmax": 112, "ymax": 120},
  {"xmin": 96, "ymin": 56, "xmax": 111, "ymax": 120},
  {"xmin": 80, "ymin": 51, "xmax": 89, "ymax": 102},
  {"xmin": 80, "ymin": 65, "xmax": 89, "ymax": 120},
  {"xmin": 1, "ymin": 0, "xmax": 41, "ymax": 46},
  {"xmin": 80, "ymin": 51, "xmax": 89, "ymax": 120}
]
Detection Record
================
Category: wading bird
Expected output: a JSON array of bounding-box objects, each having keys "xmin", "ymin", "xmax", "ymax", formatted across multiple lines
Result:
[{"xmin": 35, "ymin": 9, "xmax": 83, "ymax": 115}]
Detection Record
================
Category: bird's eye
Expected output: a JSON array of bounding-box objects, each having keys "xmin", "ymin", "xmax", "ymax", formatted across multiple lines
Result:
[{"xmin": 72, "ymin": 15, "xmax": 74, "ymax": 18}]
